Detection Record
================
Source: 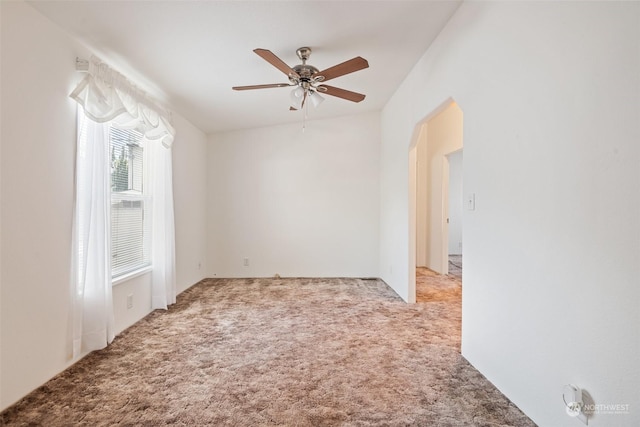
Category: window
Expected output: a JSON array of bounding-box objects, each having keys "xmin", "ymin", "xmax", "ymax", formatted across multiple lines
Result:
[
  {"xmin": 71, "ymin": 57, "xmax": 177, "ymax": 355},
  {"xmin": 109, "ymin": 127, "xmax": 151, "ymax": 278}
]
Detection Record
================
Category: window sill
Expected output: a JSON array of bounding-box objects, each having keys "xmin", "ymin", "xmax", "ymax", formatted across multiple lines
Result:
[{"xmin": 112, "ymin": 265, "xmax": 152, "ymax": 287}]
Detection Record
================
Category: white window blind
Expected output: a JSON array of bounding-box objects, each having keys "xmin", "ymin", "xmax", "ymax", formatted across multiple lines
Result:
[{"xmin": 110, "ymin": 127, "xmax": 151, "ymax": 278}]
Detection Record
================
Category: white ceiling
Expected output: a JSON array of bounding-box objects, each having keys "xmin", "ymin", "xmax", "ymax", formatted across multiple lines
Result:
[{"xmin": 28, "ymin": 1, "xmax": 461, "ymax": 134}]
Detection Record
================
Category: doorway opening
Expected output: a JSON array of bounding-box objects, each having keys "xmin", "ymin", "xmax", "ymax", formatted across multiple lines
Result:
[{"xmin": 409, "ymin": 100, "xmax": 463, "ymax": 303}]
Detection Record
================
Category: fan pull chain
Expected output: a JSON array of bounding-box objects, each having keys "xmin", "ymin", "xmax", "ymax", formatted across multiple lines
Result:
[{"xmin": 302, "ymin": 97, "xmax": 308, "ymax": 132}]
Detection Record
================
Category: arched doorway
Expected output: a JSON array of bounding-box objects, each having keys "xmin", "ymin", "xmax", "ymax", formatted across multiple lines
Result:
[{"xmin": 409, "ymin": 100, "xmax": 463, "ymax": 302}]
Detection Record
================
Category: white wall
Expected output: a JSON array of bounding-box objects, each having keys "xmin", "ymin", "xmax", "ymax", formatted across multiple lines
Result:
[
  {"xmin": 447, "ymin": 150, "xmax": 463, "ymax": 255},
  {"xmin": 0, "ymin": 1, "xmax": 208, "ymax": 411},
  {"xmin": 415, "ymin": 126, "xmax": 428, "ymax": 267},
  {"xmin": 1, "ymin": 0, "xmax": 78, "ymax": 411},
  {"xmin": 172, "ymin": 113, "xmax": 208, "ymax": 294},
  {"xmin": 208, "ymin": 113, "xmax": 380, "ymax": 278},
  {"xmin": 381, "ymin": 2, "xmax": 639, "ymax": 426}
]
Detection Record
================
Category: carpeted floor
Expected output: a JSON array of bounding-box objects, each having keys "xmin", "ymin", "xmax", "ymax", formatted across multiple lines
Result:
[
  {"xmin": 1, "ymin": 276, "xmax": 535, "ymax": 426},
  {"xmin": 416, "ymin": 267, "xmax": 461, "ymax": 304},
  {"xmin": 448, "ymin": 254, "xmax": 462, "ymax": 280}
]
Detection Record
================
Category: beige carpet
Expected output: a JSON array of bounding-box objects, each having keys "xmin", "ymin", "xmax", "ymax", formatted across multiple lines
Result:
[
  {"xmin": 1, "ymin": 276, "xmax": 535, "ymax": 426},
  {"xmin": 448, "ymin": 255, "xmax": 462, "ymax": 280},
  {"xmin": 416, "ymin": 267, "xmax": 461, "ymax": 303}
]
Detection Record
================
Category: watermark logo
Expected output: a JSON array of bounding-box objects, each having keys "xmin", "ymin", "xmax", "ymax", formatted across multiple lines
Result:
[
  {"xmin": 583, "ymin": 403, "xmax": 630, "ymax": 416},
  {"xmin": 562, "ymin": 385, "xmax": 631, "ymax": 419},
  {"xmin": 565, "ymin": 402, "xmax": 582, "ymax": 417}
]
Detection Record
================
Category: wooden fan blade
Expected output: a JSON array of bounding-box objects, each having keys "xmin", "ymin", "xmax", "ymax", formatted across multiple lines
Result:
[
  {"xmin": 290, "ymin": 107, "xmax": 297, "ymax": 111},
  {"xmin": 254, "ymin": 49, "xmax": 299, "ymax": 78},
  {"xmin": 318, "ymin": 85, "xmax": 366, "ymax": 103},
  {"xmin": 232, "ymin": 83, "xmax": 292, "ymax": 91},
  {"xmin": 313, "ymin": 57, "xmax": 368, "ymax": 82}
]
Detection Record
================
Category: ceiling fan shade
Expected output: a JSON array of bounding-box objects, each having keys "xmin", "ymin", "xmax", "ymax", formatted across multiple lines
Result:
[
  {"xmin": 290, "ymin": 86, "xmax": 305, "ymax": 109},
  {"xmin": 308, "ymin": 91, "xmax": 325, "ymax": 108},
  {"xmin": 233, "ymin": 47, "xmax": 368, "ymax": 110}
]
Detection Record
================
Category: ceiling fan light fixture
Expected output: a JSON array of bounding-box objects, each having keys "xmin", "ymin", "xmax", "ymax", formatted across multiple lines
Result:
[
  {"xmin": 309, "ymin": 91, "xmax": 324, "ymax": 108},
  {"xmin": 290, "ymin": 86, "xmax": 304, "ymax": 109},
  {"xmin": 291, "ymin": 86, "xmax": 304, "ymax": 99}
]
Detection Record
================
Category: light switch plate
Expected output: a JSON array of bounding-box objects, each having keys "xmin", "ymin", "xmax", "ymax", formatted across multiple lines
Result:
[{"xmin": 467, "ymin": 193, "xmax": 476, "ymax": 210}]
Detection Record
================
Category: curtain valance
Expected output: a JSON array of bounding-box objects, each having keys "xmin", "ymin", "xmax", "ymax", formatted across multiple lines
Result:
[{"xmin": 70, "ymin": 55, "xmax": 175, "ymax": 148}]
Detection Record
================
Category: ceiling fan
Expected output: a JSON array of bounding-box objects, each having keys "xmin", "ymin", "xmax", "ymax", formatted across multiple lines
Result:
[{"xmin": 232, "ymin": 47, "xmax": 369, "ymax": 111}]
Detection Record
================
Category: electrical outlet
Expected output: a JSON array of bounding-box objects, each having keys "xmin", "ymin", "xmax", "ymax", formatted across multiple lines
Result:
[
  {"xmin": 126, "ymin": 294, "xmax": 133, "ymax": 310},
  {"xmin": 243, "ymin": 258, "xmax": 249, "ymax": 267}
]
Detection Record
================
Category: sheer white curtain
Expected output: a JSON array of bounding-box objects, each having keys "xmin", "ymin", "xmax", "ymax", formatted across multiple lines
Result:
[
  {"xmin": 145, "ymin": 140, "xmax": 176, "ymax": 309},
  {"xmin": 70, "ymin": 109, "xmax": 114, "ymax": 358},
  {"xmin": 70, "ymin": 56, "xmax": 176, "ymax": 359}
]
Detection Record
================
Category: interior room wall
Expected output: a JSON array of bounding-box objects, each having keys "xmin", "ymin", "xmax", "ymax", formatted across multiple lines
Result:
[
  {"xmin": 1, "ymin": 0, "xmax": 78, "ymax": 411},
  {"xmin": 415, "ymin": 126, "xmax": 428, "ymax": 267},
  {"xmin": 171, "ymin": 113, "xmax": 208, "ymax": 294},
  {"xmin": 380, "ymin": 2, "xmax": 639, "ymax": 426},
  {"xmin": 447, "ymin": 150, "xmax": 463, "ymax": 255},
  {"xmin": 0, "ymin": 1, "xmax": 208, "ymax": 411},
  {"xmin": 207, "ymin": 113, "xmax": 380, "ymax": 278}
]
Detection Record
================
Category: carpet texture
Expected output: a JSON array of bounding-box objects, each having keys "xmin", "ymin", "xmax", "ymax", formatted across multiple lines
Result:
[
  {"xmin": 447, "ymin": 255, "xmax": 462, "ymax": 280},
  {"xmin": 1, "ymin": 276, "xmax": 535, "ymax": 426}
]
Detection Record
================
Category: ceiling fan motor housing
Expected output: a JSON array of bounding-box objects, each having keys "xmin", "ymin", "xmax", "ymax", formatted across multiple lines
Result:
[
  {"xmin": 290, "ymin": 47, "xmax": 323, "ymax": 89},
  {"xmin": 292, "ymin": 64, "xmax": 319, "ymax": 79}
]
